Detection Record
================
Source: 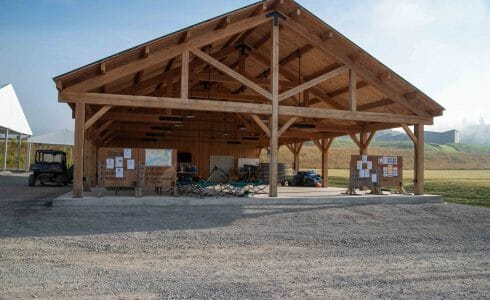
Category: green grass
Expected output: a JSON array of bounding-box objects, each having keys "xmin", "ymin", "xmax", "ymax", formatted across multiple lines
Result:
[{"xmin": 324, "ymin": 169, "xmax": 490, "ymax": 207}]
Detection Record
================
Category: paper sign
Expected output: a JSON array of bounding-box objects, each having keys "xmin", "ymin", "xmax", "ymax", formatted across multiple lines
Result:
[
  {"xmin": 127, "ymin": 159, "xmax": 135, "ymax": 170},
  {"xmin": 115, "ymin": 157, "xmax": 124, "ymax": 168},
  {"xmin": 106, "ymin": 159, "xmax": 114, "ymax": 170},
  {"xmin": 362, "ymin": 155, "xmax": 368, "ymax": 163},
  {"xmin": 367, "ymin": 161, "xmax": 372, "ymax": 170},
  {"xmin": 124, "ymin": 148, "xmax": 132, "ymax": 159},
  {"xmin": 371, "ymin": 174, "xmax": 377, "ymax": 182},
  {"xmin": 115, "ymin": 167, "xmax": 124, "ymax": 178},
  {"xmin": 357, "ymin": 161, "xmax": 363, "ymax": 170}
]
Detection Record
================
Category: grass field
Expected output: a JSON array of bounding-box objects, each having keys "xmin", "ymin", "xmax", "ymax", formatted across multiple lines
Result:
[{"xmin": 325, "ymin": 169, "xmax": 490, "ymax": 207}]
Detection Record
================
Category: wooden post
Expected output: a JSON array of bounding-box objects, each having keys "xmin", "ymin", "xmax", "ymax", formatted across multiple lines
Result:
[
  {"xmin": 293, "ymin": 151, "xmax": 300, "ymax": 172},
  {"xmin": 3, "ymin": 128, "xmax": 8, "ymax": 171},
  {"xmin": 181, "ymin": 51, "xmax": 189, "ymax": 99},
  {"xmin": 314, "ymin": 138, "xmax": 333, "ymax": 188},
  {"xmin": 359, "ymin": 132, "xmax": 367, "ymax": 155},
  {"xmin": 414, "ymin": 124, "xmax": 424, "ymax": 195},
  {"xmin": 25, "ymin": 142, "xmax": 31, "ymax": 171},
  {"xmin": 269, "ymin": 20, "xmax": 280, "ymax": 197},
  {"xmin": 17, "ymin": 134, "xmax": 22, "ymax": 170},
  {"xmin": 321, "ymin": 142, "xmax": 329, "ymax": 188},
  {"xmin": 73, "ymin": 102, "xmax": 85, "ymax": 198},
  {"xmin": 349, "ymin": 69, "xmax": 357, "ymax": 111}
]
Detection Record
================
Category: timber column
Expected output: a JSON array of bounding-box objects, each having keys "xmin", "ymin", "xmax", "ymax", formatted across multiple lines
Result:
[
  {"xmin": 414, "ymin": 124, "xmax": 424, "ymax": 195},
  {"xmin": 269, "ymin": 15, "xmax": 280, "ymax": 197},
  {"xmin": 73, "ymin": 102, "xmax": 85, "ymax": 198}
]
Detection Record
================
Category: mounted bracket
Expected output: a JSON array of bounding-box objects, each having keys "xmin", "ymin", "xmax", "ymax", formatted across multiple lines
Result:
[{"xmin": 266, "ymin": 11, "xmax": 287, "ymax": 26}]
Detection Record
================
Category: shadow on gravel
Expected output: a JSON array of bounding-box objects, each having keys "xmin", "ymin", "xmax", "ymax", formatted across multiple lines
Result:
[{"xmin": 0, "ymin": 174, "xmax": 438, "ymax": 239}]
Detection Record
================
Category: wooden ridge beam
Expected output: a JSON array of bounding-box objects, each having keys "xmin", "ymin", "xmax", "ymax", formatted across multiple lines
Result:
[{"xmin": 63, "ymin": 13, "xmax": 272, "ymax": 92}]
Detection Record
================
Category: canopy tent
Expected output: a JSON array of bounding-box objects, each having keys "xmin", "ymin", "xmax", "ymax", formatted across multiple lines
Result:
[
  {"xmin": 0, "ymin": 83, "xmax": 32, "ymax": 135},
  {"xmin": 1, "ymin": 83, "xmax": 32, "ymax": 171},
  {"xmin": 28, "ymin": 129, "xmax": 74, "ymax": 146}
]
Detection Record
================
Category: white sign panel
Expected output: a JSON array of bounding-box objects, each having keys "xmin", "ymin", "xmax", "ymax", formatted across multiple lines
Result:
[
  {"xmin": 127, "ymin": 159, "xmax": 135, "ymax": 170},
  {"xmin": 115, "ymin": 156, "xmax": 124, "ymax": 168},
  {"xmin": 123, "ymin": 148, "xmax": 132, "ymax": 159},
  {"xmin": 115, "ymin": 167, "xmax": 124, "ymax": 178},
  {"xmin": 145, "ymin": 149, "xmax": 172, "ymax": 167},
  {"xmin": 106, "ymin": 159, "xmax": 114, "ymax": 170}
]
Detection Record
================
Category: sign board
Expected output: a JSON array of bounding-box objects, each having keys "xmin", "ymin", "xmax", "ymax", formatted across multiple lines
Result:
[{"xmin": 145, "ymin": 149, "xmax": 173, "ymax": 167}]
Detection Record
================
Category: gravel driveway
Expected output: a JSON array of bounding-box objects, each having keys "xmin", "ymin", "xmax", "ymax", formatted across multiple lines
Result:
[{"xmin": 0, "ymin": 173, "xmax": 489, "ymax": 298}]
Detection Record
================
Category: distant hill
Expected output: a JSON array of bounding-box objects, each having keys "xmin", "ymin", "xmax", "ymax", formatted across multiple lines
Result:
[{"xmin": 270, "ymin": 140, "xmax": 490, "ymax": 170}]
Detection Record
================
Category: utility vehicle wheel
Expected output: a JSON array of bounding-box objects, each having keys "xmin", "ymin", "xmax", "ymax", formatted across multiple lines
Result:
[
  {"xmin": 28, "ymin": 174, "xmax": 36, "ymax": 187},
  {"xmin": 55, "ymin": 175, "xmax": 64, "ymax": 187}
]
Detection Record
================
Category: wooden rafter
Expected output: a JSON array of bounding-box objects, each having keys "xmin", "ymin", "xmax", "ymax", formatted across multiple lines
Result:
[
  {"xmin": 281, "ymin": 19, "xmax": 432, "ymax": 118},
  {"xmin": 63, "ymin": 12, "xmax": 272, "ymax": 92},
  {"xmin": 191, "ymin": 48, "xmax": 272, "ymax": 100}
]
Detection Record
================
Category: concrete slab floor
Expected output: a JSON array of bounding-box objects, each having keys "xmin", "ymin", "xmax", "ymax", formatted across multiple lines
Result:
[{"xmin": 53, "ymin": 186, "xmax": 442, "ymax": 207}]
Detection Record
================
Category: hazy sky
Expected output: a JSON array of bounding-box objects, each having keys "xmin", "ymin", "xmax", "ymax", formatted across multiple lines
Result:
[{"xmin": 1, "ymin": 0, "xmax": 489, "ymax": 134}]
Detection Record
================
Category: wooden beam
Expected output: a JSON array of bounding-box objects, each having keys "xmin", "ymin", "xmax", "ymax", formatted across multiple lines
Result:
[
  {"xmin": 73, "ymin": 102, "xmax": 85, "ymax": 198},
  {"xmin": 349, "ymin": 69, "xmax": 357, "ymax": 111},
  {"xmin": 320, "ymin": 138, "xmax": 334, "ymax": 187},
  {"xmin": 250, "ymin": 114, "xmax": 271, "ymax": 136},
  {"xmin": 279, "ymin": 105, "xmax": 432, "ymax": 125},
  {"xmin": 60, "ymin": 92, "xmax": 433, "ymax": 124},
  {"xmin": 181, "ymin": 51, "xmax": 189, "ymax": 99},
  {"xmin": 402, "ymin": 124, "xmax": 417, "ymax": 144},
  {"xmin": 364, "ymin": 130, "xmax": 376, "ymax": 149},
  {"xmin": 278, "ymin": 66, "xmax": 348, "ymax": 102},
  {"xmin": 191, "ymin": 72, "xmax": 296, "ymax": 88},
  {"xmin": 63, "ymin": 13, "xmax": 272, "ymax": 92},
  {"xmin": 349, "ymin": 133, "xmax": 361, "ymax": 148},
  {"xmin": 414, "ymin": 124, "xmax": 424, "ymax": 195},
  {"xmin": 281, "ymin": 19, "xmax": 433, "ymax": 118},
  {"xmin": 270, "ymin": 19, "xmax": 280, "ymax": 197},
  {"xmin": 358, "ymin": 98, "xmax": 394, "ymax": 111},
  {"xmin": 84, "ymin": 105, "xmax": 112, "ymax": 130},
  {"xmin": 191, "ymin": 48, "xmax": 272, "ymax": 100},
  {"xmin": 278, "ymin": 116, "xmax": 298, "ymax": 137}
]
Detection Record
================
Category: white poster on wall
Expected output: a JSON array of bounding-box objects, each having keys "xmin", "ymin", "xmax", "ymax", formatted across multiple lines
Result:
[
  {"xmin": 123, "ymin": 148, "xmax": 132, "ymax": 159},
  {"xmin": 115, "ymin": 167, "xmax": 124, "ymax": 178},
  {"xmin": 115, "ymin": 156, "xmax": 124, "ymax": 168},
  {"xmin": 145, "ymin": 149, "xmax": 172, "ymax": 167},
  {"xmin": 127, "ymin": 159, "xmax": 135, "ymax": 170},
  {"xmin": 106, "ymin": 159, "xmax": 114, "ymax": 170}
]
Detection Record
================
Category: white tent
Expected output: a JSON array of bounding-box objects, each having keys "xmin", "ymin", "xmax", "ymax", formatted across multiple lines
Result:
[
  {"xmin": 0, "ymin": 83, "xmax": 32, "ymax": 136},
  {"xmin": 28, "ymin": 129, "xmax": 74, "ymax": 146},
  {"xmin": 1, "ymin": 83, "xmax": 32, "ymax": 171}
]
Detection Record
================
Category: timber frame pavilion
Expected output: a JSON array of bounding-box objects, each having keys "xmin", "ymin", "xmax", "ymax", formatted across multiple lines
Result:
[{"xmin": 54, "ymin": 0, "xmax": 444, "ymax": 198}]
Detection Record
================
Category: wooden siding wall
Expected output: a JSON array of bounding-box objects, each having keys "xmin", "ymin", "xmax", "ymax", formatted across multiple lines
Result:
[{"xmin": 106, "ymin": 139, "xmax": 260, "ymax": 179}]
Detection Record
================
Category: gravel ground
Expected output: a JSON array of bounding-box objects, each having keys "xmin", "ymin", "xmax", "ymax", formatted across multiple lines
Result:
[{"xmin": 0, "ymin": 173, "xmax": 489, "ymax": 299}]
